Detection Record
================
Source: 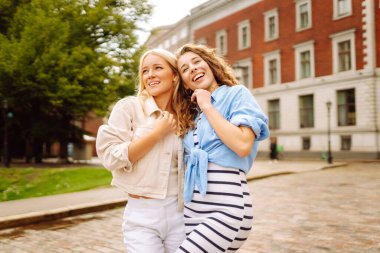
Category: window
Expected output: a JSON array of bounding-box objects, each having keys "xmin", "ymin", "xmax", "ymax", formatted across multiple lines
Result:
[
  {"xmin": 171, "ymin": 35, "xmax": 178, "ymax": 45},
  {"xmin": 197, "ymin": 38, "xmax": 207, "ymax": 46},
  {"xmin": 294, "ymin": 40, "xmax": 315, "ymax": 80},
  {"xmin": 268, "ymin": 99, "xmax": 280, "ymax": 130},
  {"xmin": 164, "ymin": 39, "xmax": 170, "ymax": 49},
  {"xmin": 264, "ymin": 9, "xmax": 279, "ymax": 41},
  {"xmin": 333, "ymin": 0, "xmax": 352, "ymax": 19},
  {"xmin": 269, "ymin": 17, "xmax": 276, "ymax": 37},
  {"xmin": 299, "ymin": 95, "xmax": 314, "ymax": 128},
  {"xmin": 338, "ymin": 41, "xmax": 351, "ymax": 71},
  {"xmin": 301, "ymin": 51, "xmax": 311, "ymax": 77},
  {"xmin": 302, "ymin": 137, "xmax": 311, "ymax": 150},
  {"xmin": 296, "ymin": 0, "xmax": 312, "ymax": 31},
  {"xmin": 264, "ymin": 50, "xmax": 281, "ymax": 85},
  {"xmin": 180, "ymin": 28, "xmax": 187, "ymax": 39},
  {"xmin": 233, "ymin": 58, "xmax": 252, "ymax": 88},
  {"xmin": 216, "ymin": 30, "xmax": 228, "ymax": 56},
  {"xmin": 235, "ymin": 66, "xmax": 249, "ymax": 86},
  {"xmin": 330, "ymin": 29, "xmax": 356, "ymax": 73},
  {"xmin": 269, "ymin": 60, "xmax": 277, "ymax": 84},
  {"xmin": 238, "ymin": 20, "xmax": 251, "ymax": 50},
  {"xmin": 337, "ymin": 89, "xmax": 356, "ymax": 126},
  {"xmin": 341, "ymin": 135, "xmax": 351, "ymax": 150}
]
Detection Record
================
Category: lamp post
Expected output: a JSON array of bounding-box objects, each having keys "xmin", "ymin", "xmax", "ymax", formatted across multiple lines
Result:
[
  {"xmin": 326, "ymin": 101, "xmax": 333, "ymax": 164},
  {"xmin": 2, "ymin": 99, "xmax": 10, "ymax": 167}
]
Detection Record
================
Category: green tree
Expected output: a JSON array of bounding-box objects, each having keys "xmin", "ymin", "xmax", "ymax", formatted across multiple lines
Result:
[{"xmin": 0, "ymin": 0, "xmax": 151, "ymax": 163}]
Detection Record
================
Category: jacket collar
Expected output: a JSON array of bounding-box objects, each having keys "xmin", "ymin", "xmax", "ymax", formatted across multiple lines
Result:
[{"xmin": 143, "ymin": 96, "xmax": 162, "ymax": 116}]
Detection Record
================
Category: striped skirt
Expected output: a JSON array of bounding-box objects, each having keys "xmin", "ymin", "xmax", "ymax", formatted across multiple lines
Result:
[{"xmin": 176, "ymin": 163, "xmax": 253, "ymax": 253}]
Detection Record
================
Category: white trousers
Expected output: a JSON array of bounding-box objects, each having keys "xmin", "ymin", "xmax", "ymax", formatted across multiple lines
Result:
[{"xmin": 122, "ymin": 196, "xmax": 185, "ymax": 253}]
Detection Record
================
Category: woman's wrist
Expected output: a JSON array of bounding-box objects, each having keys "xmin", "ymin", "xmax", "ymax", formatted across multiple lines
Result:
[{"xmin": 200, "ymin": 103, "xmax": 213, "ymax": 113}]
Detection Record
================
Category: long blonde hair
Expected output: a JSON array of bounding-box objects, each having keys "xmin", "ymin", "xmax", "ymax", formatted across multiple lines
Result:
[
  {"xmin": 174, "ymin": 44, "xmax": 238, "ymax": 137},
  {"xmin": 137, "ymin": 48, "xmax": 180, "ymax": 99}
]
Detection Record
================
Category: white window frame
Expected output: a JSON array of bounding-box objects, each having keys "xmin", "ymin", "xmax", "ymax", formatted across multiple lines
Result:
[
  {"xmin": 238, "ymin": 19, "xmax": 251, "ymax": 50},
  {"xmin": 294, "ymin": 40, "xmax": 315, "ymax": 80},
  {"xmin": 164, "ymin": 40, "xmax": 170, "ymax": 49},
  {"xmin": 216, "ymin": 29, "xmax": 228, "ymax": 56},
  {"xmin": 263, "ymin": 50, "xmax": 281, "ymax": 86},
  {"xmin": 180, "ymin": 28, "xmax": 187, "ymax": 39},
  {"xmin": 333, "ymin": 0, "xmax": 352, "ymax": 20},
  {"xmin": 264, "ymin": 9, "xmax": 279, "ymax": 41},
  {"xmin": 295, "ymin": 0, "xmax": 312, "ymax": 31},
  {"xmin": 171, "ymin": 35, "xmax": 178, "ymax": 45},
  {"xmin": 330, "ymin": 29, "xmax": 356, "ymax": 73},
  {"xmin": 233, "ymin": 58, "xmax": 253, "ymax": 89},
  {"xmin": 197, "ymin": 38, "xmax": 207, "ymax": 46}
]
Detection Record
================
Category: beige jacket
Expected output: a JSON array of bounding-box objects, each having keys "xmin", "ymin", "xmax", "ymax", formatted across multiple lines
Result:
[{"xmin": 96, "ymin": 96, "xmax": 184, "ymax": 210}]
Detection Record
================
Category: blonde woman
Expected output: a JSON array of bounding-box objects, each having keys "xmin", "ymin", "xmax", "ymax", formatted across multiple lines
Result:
[
  {"xmin": 96, "ymin": 48, "xmax": 185, "ymax": 253},
  {"xmin": 173, "ymin": 44, "xmax": 269, "ymax": 253}
]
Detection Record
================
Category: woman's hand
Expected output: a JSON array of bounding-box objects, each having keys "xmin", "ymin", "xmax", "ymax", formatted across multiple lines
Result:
[
  {"xmin": 153, "ymin": 111, "xmax": 177, "ymax": 138},
  {"xmin": 191, "ymin": 89, "xmax": 212, "ymax": 111},
  {"xmin": 128, "ymin": 111, "xmax": 176, "ymax": 163}
]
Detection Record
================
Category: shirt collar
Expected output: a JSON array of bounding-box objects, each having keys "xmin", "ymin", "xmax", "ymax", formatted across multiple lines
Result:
[
  {"xmin": 210, "ymin": 84, "xmax": 226, "ymax": 103},
  {"xmin": 143, "ymin": 96, "xmax": 162, "ymax": 116}
]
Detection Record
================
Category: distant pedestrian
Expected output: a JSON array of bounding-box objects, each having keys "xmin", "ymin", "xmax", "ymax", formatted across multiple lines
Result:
[
  {"xmin": 270, "ymin": 137, "xmax": 278, "ymax": 162},
  {"xmin": 96, "ymin": 48, "xmax": 185, "ymax": 253},
  {"xmin": 173, "ymin": 44, "xmax": 269, "ymax": 253}
]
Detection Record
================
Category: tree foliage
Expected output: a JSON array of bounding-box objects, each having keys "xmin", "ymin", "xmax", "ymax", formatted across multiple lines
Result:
[{"xmin": 0, "ymin": 0, "xmax": 151, "ymax": 162}]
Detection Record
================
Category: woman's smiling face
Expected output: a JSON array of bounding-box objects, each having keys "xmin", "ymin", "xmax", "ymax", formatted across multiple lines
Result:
[
  {"xmin": 141, "ymin": 53, "xmax": 177, "ymax": 98},
  {"xmin": 177, "ymin": 51, "xmax": 218, "ymax": 93}
]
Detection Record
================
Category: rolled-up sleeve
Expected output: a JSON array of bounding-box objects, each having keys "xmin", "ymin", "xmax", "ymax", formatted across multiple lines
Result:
[
  {"xmin": 229, "ymin": 86, "xmax": 269, "ymax": 141},
  {"xmin": 96, "ymin": 98, "xmax": 136, "ymax": 172}
]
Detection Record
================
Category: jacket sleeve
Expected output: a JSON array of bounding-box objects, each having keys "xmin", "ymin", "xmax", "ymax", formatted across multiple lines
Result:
[{"xmin": 96, "ymin": 97, "xmax": 138, "ymax": 172}]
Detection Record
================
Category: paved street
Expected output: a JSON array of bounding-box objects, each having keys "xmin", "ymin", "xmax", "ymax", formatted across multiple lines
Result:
[{"xmin": 0, "ymin": 162, "xmax": 379, "ymax": 253}]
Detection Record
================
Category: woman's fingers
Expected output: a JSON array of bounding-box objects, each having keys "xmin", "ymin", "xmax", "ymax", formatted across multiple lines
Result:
[{"xmin": 160, "ymin": 111, "xmax": 177, "ymax": 131}]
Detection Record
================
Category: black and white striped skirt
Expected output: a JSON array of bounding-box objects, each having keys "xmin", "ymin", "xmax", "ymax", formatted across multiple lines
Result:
[{"xmin": 176, "ymin": 163, "xmax": 253, "ymax": 253}]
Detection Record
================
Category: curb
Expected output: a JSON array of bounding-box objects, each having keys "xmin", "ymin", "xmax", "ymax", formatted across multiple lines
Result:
[
  {"xmin": 0, "ymin": 198, "xmax": 127, "ymax": 230},
  {"xmin": 247, "ymin": 171, "xmax": 295, "ymax": 181},
  {"xmin": 246, "ymin": 162, "xmax": 347, "ymax": 181},
  {"xmin": 0, "ymin": 163, "xmax": 347, "ymax": 230},
  {"xmin": 320, "ymin": 163, "xmax": 348, "ymax": 170}
]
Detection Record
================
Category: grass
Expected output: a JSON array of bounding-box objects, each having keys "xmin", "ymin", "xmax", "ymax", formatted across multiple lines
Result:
[{"xmin": 0, "ymin": 166, "xmax": 112, "ymax": 202}]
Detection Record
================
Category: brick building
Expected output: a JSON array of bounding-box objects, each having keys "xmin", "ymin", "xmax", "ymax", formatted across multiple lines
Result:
[{"xmin": 146, "ymin": 0, "xmax": 380, "ymax": 160}]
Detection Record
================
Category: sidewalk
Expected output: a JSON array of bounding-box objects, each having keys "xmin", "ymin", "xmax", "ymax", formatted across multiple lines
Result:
[{"xmin": 0, "ymin": 160, "xmax": 345, "ymax": 230}]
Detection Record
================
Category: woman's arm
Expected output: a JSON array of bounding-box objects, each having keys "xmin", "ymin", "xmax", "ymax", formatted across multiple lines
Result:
[
  {"xmin": 192, "ymin": 89, "xmax": 255, "ymax": 157},
  {"xmin": 96, "ymin": 98, "xmax": 176, "ymax": 171},
  {"xmin": 203, "ymin": 104, "xmax": 255, "ymax": 157},
  {"xmin": 128, "ymin": 111, "xmax": 177, "ymax": 163}
]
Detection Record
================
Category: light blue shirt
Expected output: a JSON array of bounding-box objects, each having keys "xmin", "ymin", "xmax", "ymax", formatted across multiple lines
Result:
[{"xmin": 183, "ymin": 84, "xmax": 269, "ymax": 203}]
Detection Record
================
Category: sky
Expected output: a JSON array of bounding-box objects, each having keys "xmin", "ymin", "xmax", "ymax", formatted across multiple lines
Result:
[{"xmin": 137, "ymin": 0, "xmax": 209, "ymax": 44}]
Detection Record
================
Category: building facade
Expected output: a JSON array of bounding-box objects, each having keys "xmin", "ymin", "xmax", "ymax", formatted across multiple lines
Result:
[
  {"xmin": 146, "ymin": 0, "xmax": 380, "ymax": 160},
  {"xmin": 145, "ymin": 16, "xmax": 192, "ymax": 53}
]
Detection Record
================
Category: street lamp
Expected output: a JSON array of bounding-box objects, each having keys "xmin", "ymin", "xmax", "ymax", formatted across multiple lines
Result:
[
  {"xmin": 326, "ymin": 101, "xmax": 333, "ymax": 164},
  {"xmin": 2, "ymin": 99, "xmax": 10, "ymax": 167}
]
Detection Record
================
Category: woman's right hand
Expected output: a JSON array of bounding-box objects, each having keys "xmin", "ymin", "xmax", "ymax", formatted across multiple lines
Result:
[{"xmin": 153, "ymin": 111, "xmax": 177, "ymax": 138}]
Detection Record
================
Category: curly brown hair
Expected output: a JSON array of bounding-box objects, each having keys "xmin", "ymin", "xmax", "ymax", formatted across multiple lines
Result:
[{"xmin": 174, "ymin": 44, "xmax": 238, "ymax": 137}]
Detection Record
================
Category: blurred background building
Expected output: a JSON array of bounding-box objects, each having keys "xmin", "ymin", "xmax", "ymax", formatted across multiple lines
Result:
[{"xmin": 145, "ymin": 0, "xmax": 380, "ymax": 160}]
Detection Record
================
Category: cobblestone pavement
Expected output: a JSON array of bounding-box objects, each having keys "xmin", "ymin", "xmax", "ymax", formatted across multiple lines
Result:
[{"xmin": 0, "ymin": 162, "xmax": 379, "ymax": 253}]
